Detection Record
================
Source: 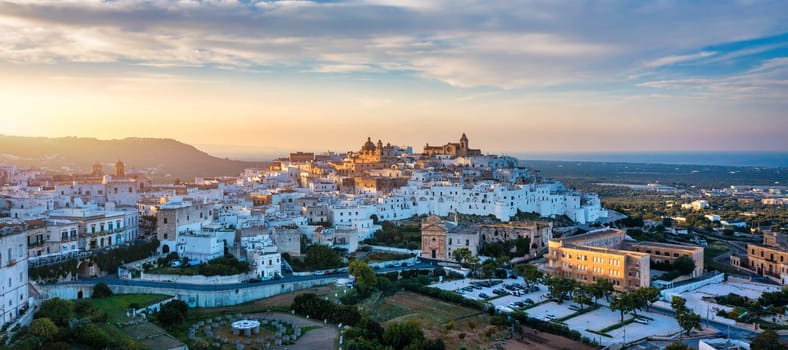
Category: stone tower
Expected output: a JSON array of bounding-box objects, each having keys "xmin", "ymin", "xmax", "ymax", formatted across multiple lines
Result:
[
  {"xmin": 114, "ymin": 160, "xmax": 126, "ymax": 177},
  {"xmin": 90, "ymin": 162, "xmax": 103, "ymax": 177}
]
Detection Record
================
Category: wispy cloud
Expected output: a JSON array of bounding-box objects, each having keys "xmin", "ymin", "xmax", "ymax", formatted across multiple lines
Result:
[{"xmin": 643, "ymin": 51, "xmax": 716, "ymax": 68}]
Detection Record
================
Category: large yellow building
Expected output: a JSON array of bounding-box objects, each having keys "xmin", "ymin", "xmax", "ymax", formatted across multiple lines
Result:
[
  {"xmin": 546, "ymin": 229, "xmax": 649, "ymax": 292},
  {"xmin": 545, "ymin": 229, "xmax": 704, "ymax": 292},
  {"xmin": 731, "ymin": 231, "xmax": 788, "ymax": 285}
]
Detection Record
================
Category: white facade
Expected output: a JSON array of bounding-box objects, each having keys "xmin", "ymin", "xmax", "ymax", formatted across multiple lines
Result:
[
  {"xmin": 0, "ymin": 224, "xmax": 29, "ymax": 327},
  {"xmin": 176, "ymin": 233, "xmax": 224, "ymax": 262},
  {"xmin": 241, "ymin": 236, "xmax": 282, "ymax": 279}
]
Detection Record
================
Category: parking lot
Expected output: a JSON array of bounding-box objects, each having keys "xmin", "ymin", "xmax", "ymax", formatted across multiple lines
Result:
[
  {"xmin": 433, "ymin": 278, "xmax": 556, "ymax": 313},
  {"xmin": 433, "ymin": 278, "xmax": 682, "ymax": 347}
]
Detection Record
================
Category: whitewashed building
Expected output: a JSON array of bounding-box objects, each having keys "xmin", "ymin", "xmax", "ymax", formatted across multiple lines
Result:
[{"xmin": 0, "ymin": 221, "xmax": 29, "ymax": 327}]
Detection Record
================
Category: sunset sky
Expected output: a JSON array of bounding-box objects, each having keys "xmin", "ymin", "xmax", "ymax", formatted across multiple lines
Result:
[{"xmin": 1, "ymin": 0, "xmax": 787, "ymax": 155}]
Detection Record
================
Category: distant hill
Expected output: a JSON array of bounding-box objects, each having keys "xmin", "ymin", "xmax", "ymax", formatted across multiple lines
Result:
[{"xmin": 0, "ymin": 135, "xmax": 263, "ymax": 181}]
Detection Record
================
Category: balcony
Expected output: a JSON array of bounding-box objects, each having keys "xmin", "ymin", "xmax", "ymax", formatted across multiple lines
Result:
[{"xmin": 7, "ymin": 259, "xmax": 16, "ymax": 267}]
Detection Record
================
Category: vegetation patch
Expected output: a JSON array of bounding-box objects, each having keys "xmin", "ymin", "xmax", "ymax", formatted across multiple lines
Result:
[
  {"xmin": 363, "ymin": 221, "xmax": 422, "ymax": 250},
  {"xmin": 90, "ymin": 293, "xmax": 171, "ymax": 322}
]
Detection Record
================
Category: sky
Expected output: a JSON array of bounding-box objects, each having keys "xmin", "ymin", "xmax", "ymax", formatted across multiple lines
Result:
[{"xmin": 0, "ymin": 0, "xmax": 787, "ymax": 156}]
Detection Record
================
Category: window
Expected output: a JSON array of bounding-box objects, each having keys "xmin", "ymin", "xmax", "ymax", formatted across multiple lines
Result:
[{"xmin": 163, "ymin": 218, "xmax": 168, "ymax": 224}]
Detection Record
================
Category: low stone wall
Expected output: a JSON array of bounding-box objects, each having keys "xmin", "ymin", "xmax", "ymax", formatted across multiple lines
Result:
[
  {"xmin": 41, "ymin": 277, "xmax": 337, "ymax": 308},
  {"xmin": 140, "ymin": 272, "xmax": 250, "ymax": 285},
  {"xmin": 365, "ymin": 245, "xmax": 420, "ymax": 255},
  {"xmin": 659, "ymin": 272, "xmax": 725, "ymax": 301}
]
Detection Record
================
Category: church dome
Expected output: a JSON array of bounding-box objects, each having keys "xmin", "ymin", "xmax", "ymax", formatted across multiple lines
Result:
[{"xmin": 362, "ymin": 137, "xmax": 376, "ymax": 151}]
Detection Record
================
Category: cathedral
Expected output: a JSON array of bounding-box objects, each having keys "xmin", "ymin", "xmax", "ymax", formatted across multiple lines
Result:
[
  {"xmin": 357, "ymin": 137, "xmax": 397, "ymax": 163},
  {"xmin": 423, "ymin": 133, "xmax": 482, "ymax": 157}
]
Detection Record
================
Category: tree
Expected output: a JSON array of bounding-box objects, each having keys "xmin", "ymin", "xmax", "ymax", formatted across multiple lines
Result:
[
  {"xmin": 29, "ymin": 318, "xmax": 58, "ymax": 342},
  {"xmin": 304, "ymin": 244, "xmax": 342, "ymax": 270},
  {"xmin": 573, "ymin": 285, "xmax": 593, "ymax": 310},
  {"xmin": 92, "ymin": 282, "xmax": 113, "ymax": 298},
  {"xmin": 465, "ymin": 255, "xmax": 480, "ymax": 277},
  {"xmin": 673, "ymin": 256, "xmax": 696, "ymax": 275},
  {"xmin": 544, "ymin": 275, "xmax": 575, "ymax": 303},
  {"xmin": 610, "ymin": 293, "xmax": 637, "ymax": 322},
  {"xmin": 37, "ymin": 298, "xmax": 73, "ymax": 327},
  {"xmin": 75, "ymin": 324, "xmax": 113, "ymax": 349},
  {"xmin": 452, "ymin": 248, "xmax": 473, "ymax": 267},
  {"xmin": 593, "ymin": 278, "xmax": 614, "ymax": 302},
  {"xmin": 664, "ymin": 342, "xmax": 691, "ymax": 350},
  {"xmin": 678, "ymin": 311, "xmax": 701, "ymax": 336},
  {"xmin": 751, "ymin": 329, "xmax": 782, "ymax": 350},
  {"xmin": 635, "ymin": 287, "xmax": 661, "ymax": 311},
  {"xmin": 156, "ymin": 300, "xmax": 188, "ymax": 330},
  {"xmin": 481, "ymin": 259, "xmax": 498, "ymax": 280},
  {"xmin": 382, "ymin": 320, "xmax": 424, "ymax": 350},
  {"xmin": 671, "ymin": 296, "xmax": 688, "ymax": 315},
  {"xmin": 514, "ymin": 263, "xmax": 541, "ymax": 289},
  {"xmin": 348, "ymin": 261, "xmax": 377, "ymax": 297}
]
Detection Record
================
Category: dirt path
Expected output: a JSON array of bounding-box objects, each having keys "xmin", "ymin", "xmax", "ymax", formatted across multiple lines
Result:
[{"xmin": 248, "ymin": 312, "xmax": 338, "ymax": 350}]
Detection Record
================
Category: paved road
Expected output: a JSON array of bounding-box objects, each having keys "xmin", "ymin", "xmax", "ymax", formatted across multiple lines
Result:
[{"xmin": 648, "ymin": 305, "xmax": 785, "ymax": 341}]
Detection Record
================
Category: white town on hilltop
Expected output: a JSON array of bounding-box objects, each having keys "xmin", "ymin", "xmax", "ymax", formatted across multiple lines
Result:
[{"xmin": 0, "ymin": 134, "xmax": 785, "ymax": 349}]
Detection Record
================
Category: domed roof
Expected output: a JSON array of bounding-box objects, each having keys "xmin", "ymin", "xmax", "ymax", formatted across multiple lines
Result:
[{"xmin": 362, "ymin": 137, "xmax": 376, "ymax": 151}]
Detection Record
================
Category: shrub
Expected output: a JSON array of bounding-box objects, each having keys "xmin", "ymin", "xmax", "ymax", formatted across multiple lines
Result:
[{"xmin": 91, "ymin": 282, "xmax": 113, "ymax": 298}]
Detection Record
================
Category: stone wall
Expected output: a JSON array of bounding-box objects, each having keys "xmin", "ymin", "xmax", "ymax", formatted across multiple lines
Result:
[
  {"xmin": 138, "ymin": 272, "xmax": 251, "ymax": 284},
  {"xmin": 41, "ymin": 277, "xmax": 337, "ymax": 308}
]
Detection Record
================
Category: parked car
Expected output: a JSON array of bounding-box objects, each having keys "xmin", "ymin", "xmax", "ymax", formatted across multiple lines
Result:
[
  {"xmin": 479, "ymin": 293, "xmax": 490, "ymax": 299},
  {"xmin": 493, "ymin": 289, "xmax": 507, "ymax": 295},
  {"xmin": 523, "ymin": 298, "xmax": 534, "ymax": 305},
  {"xmin": 247, "ymin": 277, "xmax": 262, "ymax": 283}
]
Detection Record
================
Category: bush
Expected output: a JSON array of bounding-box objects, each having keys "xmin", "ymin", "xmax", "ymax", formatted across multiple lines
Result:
[
  {"xmin": 291, "ymin": 293, "xmax": 362, "ymax": 326},
  {"xmin": 29, "ymin": 318, "xmax": 58, "ymax": 342},
  {"xmin": 198, "ymin": 256, "xmax": 249, "ymax": 276},
  {"xmin": 36, "ymin": 298, "xmax": 73, "ymax": 327},
  {"xmin": 91, "ymin": 282, "xmax": 113, "ymax": 298},
  {"xmin": 75, "ymin": 324, "xmax": 112, "ymax": 349},
  {"xmin": 156, "ymin": 300, "xmax": 188, "ymax": 330}
]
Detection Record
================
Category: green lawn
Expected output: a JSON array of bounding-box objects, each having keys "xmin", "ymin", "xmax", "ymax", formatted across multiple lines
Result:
[
  {"xmin": 366, "ymin": 291, "xmax": 480, "ymax": 326},
  {"xmin": 90, "ymin": 294, "xmax": 171, "ymax": 322}
]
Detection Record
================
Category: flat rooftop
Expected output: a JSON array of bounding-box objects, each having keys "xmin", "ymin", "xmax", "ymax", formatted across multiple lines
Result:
[{"xmin": 630, "ymin": 241, "xmax": 703, "ymax": 251}]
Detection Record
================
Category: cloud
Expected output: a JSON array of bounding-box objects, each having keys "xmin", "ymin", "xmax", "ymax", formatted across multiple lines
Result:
[
  {"xmin": 643, "ymin": 51, "xmax": 716, "ymax": 68},
  {"xmin": 637, "ymin": 57, "xmax": 788, "ymax": 100},
  {"xmin": 0, "ymin": 0, "xmax": 785, "ymax": 91}
]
